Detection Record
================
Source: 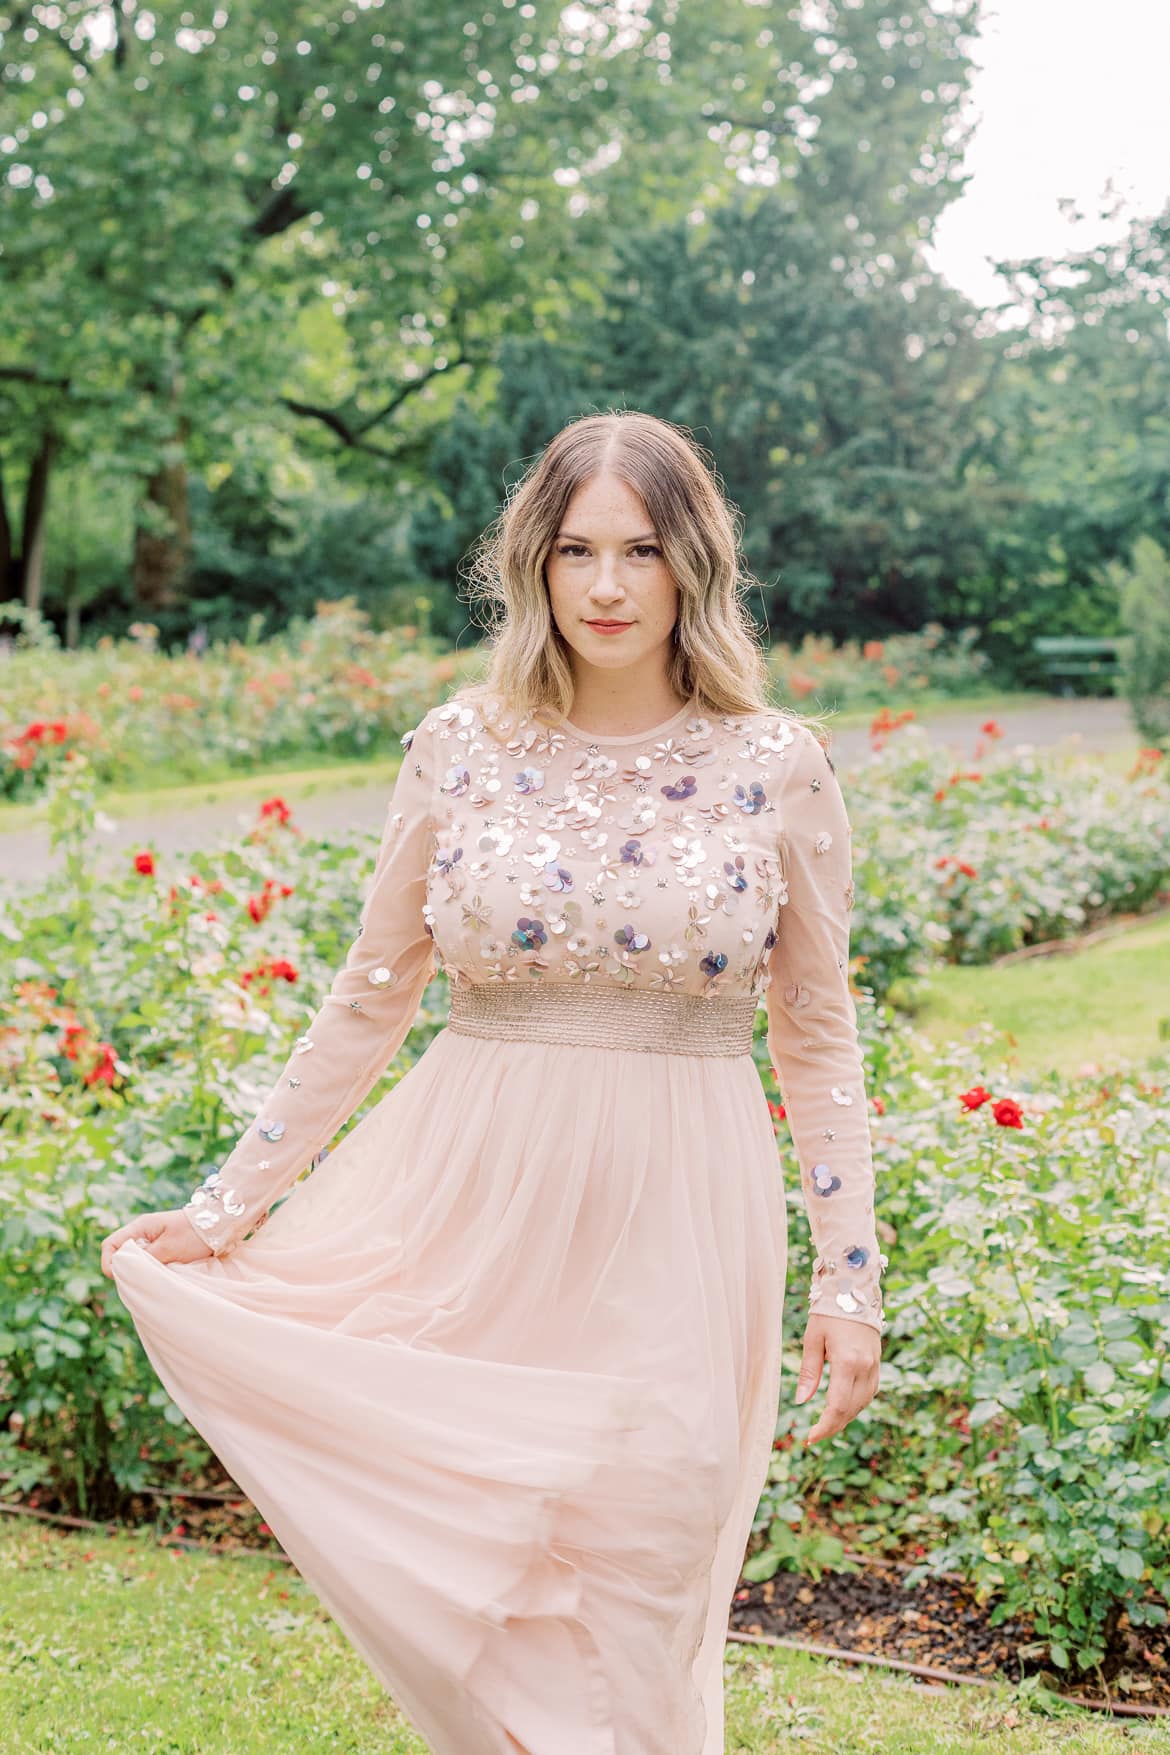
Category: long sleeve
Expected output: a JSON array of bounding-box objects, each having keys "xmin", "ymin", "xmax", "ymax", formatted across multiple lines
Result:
[
  {"xmin": 764, "ymin": 723, "xmax": 887, "ymax": 1335},
  {"xmin": 182, "ymin": 710, "xmax": 439, "ymax": 1259}
]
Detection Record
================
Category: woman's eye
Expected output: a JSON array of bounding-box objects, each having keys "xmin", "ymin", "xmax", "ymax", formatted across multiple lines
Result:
[{"xmin": 555, "ymin": 543, "xmax": 661, "ymax": 558}]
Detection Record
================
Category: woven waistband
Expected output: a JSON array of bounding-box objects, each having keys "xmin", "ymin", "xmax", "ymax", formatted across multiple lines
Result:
[{"xmin": 445, "ymin": 980, "xmax": 759, "ymax": 1057}]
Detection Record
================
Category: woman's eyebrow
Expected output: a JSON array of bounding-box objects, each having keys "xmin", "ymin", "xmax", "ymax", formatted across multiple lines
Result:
[{"xmin": 556, "ymin": 530, "xmax": 660, "ymax": 543}]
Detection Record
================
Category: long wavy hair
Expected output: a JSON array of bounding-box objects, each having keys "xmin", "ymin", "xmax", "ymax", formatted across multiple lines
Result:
[{"xmin": 457, "ymin": 409, "xmax": 828, "ymax": 743}]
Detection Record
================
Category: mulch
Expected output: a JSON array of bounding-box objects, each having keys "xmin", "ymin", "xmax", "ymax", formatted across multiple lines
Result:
[{"xmin": 727, "ymin": 1550, "xmax": 1170, "ymax": 1713}]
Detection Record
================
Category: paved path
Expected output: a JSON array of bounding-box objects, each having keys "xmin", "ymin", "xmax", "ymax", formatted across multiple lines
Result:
[{"xmin": 0, "ymin": 697, "xmax": 1137, "ymax": 889}]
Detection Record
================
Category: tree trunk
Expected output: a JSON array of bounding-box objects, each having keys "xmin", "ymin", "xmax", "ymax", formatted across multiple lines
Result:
[
  {"xmin": 20, "ymin": 429, "xmax": 56, "ymax": 615},
  {"xmin": 133, "ymin": 407, "xmax": 193, "ymax": 612}
]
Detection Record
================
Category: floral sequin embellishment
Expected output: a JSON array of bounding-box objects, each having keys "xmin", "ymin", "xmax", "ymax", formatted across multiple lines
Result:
[
  {"xmin": 811, "ymin": 1162, "xmax": 842, "ymax": 1196},
  {"xmin": 513, "ymin": 917, "xmax": 547, "ymax": 950},
  {"xmin": 733, "ymin": 780, "xmax": 767, "ymax": 815},
  {"xmin": 440, "ymin": 764, "xmax": 470, "ymax": 797}
]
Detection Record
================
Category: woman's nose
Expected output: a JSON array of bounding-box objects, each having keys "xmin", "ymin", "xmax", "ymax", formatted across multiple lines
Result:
[{"xmin": 589, "ymin": 560, "xmax": 625, "ymax": 599}]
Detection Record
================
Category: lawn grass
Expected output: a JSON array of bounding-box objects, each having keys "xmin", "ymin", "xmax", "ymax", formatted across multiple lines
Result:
[
  {"xmin": 822, "ymin": 685, "xmax": 1061, "ymax": 730},
  {"xmin": 904, "ymin": 909, "xmax": 1170, "ymax": 1079},
  {"xmin": 2, "ymin": 1521, "xmax": 1167, "ymax": 1752}
]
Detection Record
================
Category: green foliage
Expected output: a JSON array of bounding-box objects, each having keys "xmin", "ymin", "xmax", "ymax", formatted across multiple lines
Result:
[
  {"xmin": 4, "ymin": 0, "xmax": 1166, "ymax": 684},
  {"xmin": 740, "ymin": 1516, "xmax": 857, "ymax": 1586},
  {"xmin": 755, "ymin": 1021, "xmax": 1170, "ymax": 1680},
  {"xmin": 1114, "ymin": 534, "xmax": 1170, "ymax": 748}
]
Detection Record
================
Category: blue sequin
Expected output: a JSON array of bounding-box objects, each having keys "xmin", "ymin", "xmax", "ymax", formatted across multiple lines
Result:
[
  {"xmin": 513, "ymin": 917, "xmax": 548, "ymax": 949},
  {"xmin": 845, "ymin": 1244, "xmax": 870, "ymax": 1268},
  {"xmin": 543, "ymin": 861, "xmax": 574, "ymax": 892},
  {"xmin": 615, "ymin": 924, "xmax": 650, "ymax": 952},
  {"xmin": 723, "ymin": 857, "xmax": 748, "ymax": 893},
  {"xmin": 700, "ymin": 951, "xmax": 728, "ymax": 976},
  {"xmin": 514, "ymin": 766, "xmax": 544, "ymax": 794},
  {"xmin": 620, "ymin": 840, "xmax": 646, "ymax": 865},
  {"xmin": 257, "ymin": 1117, "xmax": 287, "ymax": 1142},
  {"xmin": 661, "ymin": 775, "xmax": 697, "ymax": 800}
]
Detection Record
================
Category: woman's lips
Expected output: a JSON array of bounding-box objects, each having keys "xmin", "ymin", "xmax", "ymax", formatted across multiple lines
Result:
[{"xmin": 585, "ymin": 620, "xmax": 632, "ymax": 634}]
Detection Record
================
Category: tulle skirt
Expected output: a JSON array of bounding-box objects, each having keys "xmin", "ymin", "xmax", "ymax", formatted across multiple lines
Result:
[{"xmin": 112, "ymin": 1021, "xmax": 788, "ymax": 1754}]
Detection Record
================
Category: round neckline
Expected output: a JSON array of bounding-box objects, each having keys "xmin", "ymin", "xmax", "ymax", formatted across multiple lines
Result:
[{"xmin": 554, "ymin": 698, "xmax": 696, "ymax": 746}]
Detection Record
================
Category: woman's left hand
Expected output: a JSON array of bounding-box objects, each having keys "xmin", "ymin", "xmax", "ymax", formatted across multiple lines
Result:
[{"xmin": 793, "ymin": 1313, "xmax": 882, "ymax": 1444}]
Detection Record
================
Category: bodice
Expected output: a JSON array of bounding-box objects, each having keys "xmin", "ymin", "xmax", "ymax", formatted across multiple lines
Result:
[{"xmin": 419, "ymin": 694, "xmax": 797, "ymax": 1003}]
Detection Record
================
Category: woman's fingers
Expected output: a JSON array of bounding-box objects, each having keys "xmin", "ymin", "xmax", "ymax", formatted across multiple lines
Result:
[
  {"xmin": 99, "ymin": 1209, "xmax": 211, "ymax": 1276},
  {"xmin": 800, "ymin": 1316, "xmax": 882, "ymax": 1444},
  {"xmin": 100, "ymin": 1215, "xmax": 152, "ymax": 1277}
]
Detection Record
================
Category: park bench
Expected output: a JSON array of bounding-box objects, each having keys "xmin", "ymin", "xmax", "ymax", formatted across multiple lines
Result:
[{"xmin": 1032, "ymin": 635, "xmax": 1124, "ymax": 695}]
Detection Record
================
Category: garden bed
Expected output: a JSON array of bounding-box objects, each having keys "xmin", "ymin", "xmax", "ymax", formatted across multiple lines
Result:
[{"xmin": 728, "ymin": 1555, "xmax": 1170, "ymax": 1713}]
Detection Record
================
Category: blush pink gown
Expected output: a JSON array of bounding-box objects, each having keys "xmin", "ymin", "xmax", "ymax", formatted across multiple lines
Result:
[{"xmin": 111, "ymin": 691, "xmax": 885, "ymax": 1755}]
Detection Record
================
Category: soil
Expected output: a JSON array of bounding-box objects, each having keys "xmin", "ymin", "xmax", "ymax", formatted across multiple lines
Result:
[{"xmin": 727, "ymin": 1551, "xmax": 1170, "ymax": 1712}]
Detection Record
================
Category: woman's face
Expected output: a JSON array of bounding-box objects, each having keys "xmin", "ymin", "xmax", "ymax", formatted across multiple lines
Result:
[{"xmin": 544, "ymin": 471, "xmax": 679, "ymax": 683}]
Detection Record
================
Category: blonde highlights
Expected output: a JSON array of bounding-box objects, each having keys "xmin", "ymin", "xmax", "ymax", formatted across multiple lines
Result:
[{"xmin": 458, "ymin": 409, "xmax": 828, "ymax": 742}]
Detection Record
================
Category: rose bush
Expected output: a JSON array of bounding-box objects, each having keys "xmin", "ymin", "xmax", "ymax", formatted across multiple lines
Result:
[{"xmin": 2, "ymin": 721, "xmax": 1168, "ymax": 1677}]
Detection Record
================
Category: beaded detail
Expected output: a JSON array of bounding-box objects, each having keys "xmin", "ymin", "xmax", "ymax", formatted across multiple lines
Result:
[
  {"xmin": 178, "ymin": 690, "xmax": 886, "ymax": 1335},
  {"xmin": 447, "ymin": 979, "xmax": 758, "ymax": 1057}
]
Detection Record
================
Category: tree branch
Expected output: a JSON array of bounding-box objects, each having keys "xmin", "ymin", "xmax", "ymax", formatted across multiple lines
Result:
[
  {"xmin": 249, "ymin": 183, "xmax": 312, "ymax": 240},
  {"xmin": 704, "ymin": 114, "xmax": 798, "ymax": 138},
  {"xmin": 281, "ymin": 352, "xmax": 484, "ymax": 454},
  {"xmin": 0, "ymin": 365, "xmax": 71, "ymax": 390},
  {"xmin": 278, "ymin": 401, "xmax": 409, "ymax": 460}
]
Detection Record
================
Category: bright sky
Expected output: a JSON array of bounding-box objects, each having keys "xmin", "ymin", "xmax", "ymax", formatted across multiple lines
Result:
[{"xmin": 926, "ymin": 0, "xmax": 1170, "ymax": 314}]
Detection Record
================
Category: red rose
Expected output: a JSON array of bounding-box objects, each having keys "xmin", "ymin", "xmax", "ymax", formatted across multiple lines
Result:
[{"xmin": 959, "ymin": 1085, "xmax": 992, "ymax": 1110}]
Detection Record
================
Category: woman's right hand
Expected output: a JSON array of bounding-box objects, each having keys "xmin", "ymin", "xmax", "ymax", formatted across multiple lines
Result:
[{"xmin": 100, "ymin": 1209, "xmax": 215, "ymax": 1278}]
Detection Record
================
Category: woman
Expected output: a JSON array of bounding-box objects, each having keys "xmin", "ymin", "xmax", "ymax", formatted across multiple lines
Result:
[{"xmin": 102, "ymin": 409, "xmax": 885, "ymax": 1755}]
